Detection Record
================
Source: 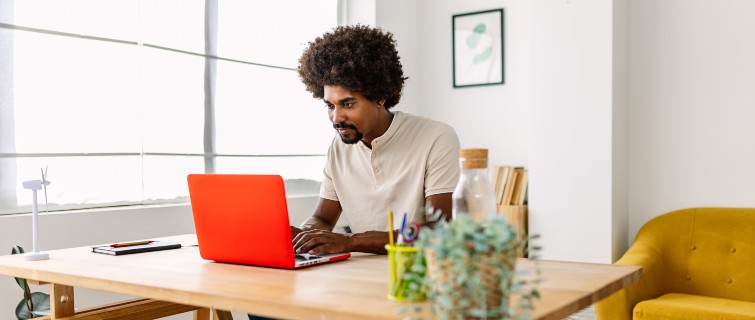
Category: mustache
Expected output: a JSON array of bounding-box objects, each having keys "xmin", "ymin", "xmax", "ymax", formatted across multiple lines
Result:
[{"xmin": 333, "ymin": 122, "xmax": 357, "ymax": 130}]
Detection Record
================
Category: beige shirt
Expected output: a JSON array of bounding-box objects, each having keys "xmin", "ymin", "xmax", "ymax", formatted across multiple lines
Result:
[{"xmin": 320, "ymin": 111, "xmax": 460, "ymax": 233}]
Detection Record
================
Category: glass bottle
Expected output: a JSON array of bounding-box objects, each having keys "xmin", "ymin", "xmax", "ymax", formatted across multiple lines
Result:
[{"xmin": 452, "ymin": 148, "xmax": 498, "ymax": 224}]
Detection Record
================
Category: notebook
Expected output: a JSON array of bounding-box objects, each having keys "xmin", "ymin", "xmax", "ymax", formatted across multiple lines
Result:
[
  {"xmin": 187, "ymin": 174, "xmax": 351, "ymax": 269},
  {"xmin": 91, "ymin": 241, "xmax": 182, "ymax": 256}
]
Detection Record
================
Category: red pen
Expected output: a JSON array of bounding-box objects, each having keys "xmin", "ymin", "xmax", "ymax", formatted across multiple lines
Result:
[{"xmin": 110, "ymin": 240, "xmax": 154, "ymax": 248}]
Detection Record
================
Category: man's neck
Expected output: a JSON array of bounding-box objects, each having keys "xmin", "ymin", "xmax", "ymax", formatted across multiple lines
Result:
[{"xmin": 362, "ymin": 110, "xmax": 394, "ymax": 149}]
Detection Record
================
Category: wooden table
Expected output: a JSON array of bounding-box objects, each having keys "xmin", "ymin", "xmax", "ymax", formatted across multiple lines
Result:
[{"xmin": 0, "ymin": 234, "xmax": 641, "ymax": 320}]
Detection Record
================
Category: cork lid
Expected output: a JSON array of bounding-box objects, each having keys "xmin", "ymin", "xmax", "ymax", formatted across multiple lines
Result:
[{"xmin": 459, "ymin": 148, "xmax": 488, "ymax": 169}]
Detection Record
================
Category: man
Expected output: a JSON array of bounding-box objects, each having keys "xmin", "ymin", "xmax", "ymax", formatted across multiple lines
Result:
[{"xmin": 292, "ymin": 25, "xmax": 460, "ymax": 255}]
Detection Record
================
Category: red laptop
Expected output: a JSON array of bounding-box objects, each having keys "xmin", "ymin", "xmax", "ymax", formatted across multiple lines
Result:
[{"xmin": 187, "ymin": 174, "xmax": 351, "ymax": 269}]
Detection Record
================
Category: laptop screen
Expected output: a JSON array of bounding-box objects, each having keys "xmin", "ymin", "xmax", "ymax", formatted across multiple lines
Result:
[{"xmin": 187, "ymin": 174, "xmax": 297, "ymax": 268}]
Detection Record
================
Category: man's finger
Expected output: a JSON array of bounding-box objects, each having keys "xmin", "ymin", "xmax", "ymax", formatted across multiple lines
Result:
[
  {"xmin": 293, "ymin": 233, "xmax": 313, "ymax": 251},
  {"xmin": 297, "ymin": 237, "xmax": 326, "ymax": 254},
  {"xmin": 293, "ymin": 230, "xmax": 327, "ymax": 249},
  {"xmin": 292, "ymin": 232, "xmax": 305, "ymax": 245},
  {"xmin": 305, "ymin": 241, "xmax": 335, "ymax": 255},
  {"xmin": 292, "ymin": 229, "xmax": 315, "ymax": 246},
  {"xmin": 308, "ymin": 245, "xmax": 328, "ymax": 255}
]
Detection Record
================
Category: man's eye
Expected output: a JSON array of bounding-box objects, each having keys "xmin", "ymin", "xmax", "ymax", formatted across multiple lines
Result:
[
  {"xmin": 325, "ymin": 104, "xmax": 334, "ymax": 109},
  {"xmin": 344, "ymin": 102, "xmax": 354, "ymax": 108}
]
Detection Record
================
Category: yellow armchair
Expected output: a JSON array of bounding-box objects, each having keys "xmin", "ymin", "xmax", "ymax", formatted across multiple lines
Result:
[{"xmin": 596, "ymin": 207, "xmax": 755, "ymax": 320}]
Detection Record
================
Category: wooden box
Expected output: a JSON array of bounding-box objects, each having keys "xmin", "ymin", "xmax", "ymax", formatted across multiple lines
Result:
[{"xmin": 496, "ymin": 205, "xmax": 528, "ymax": 258}]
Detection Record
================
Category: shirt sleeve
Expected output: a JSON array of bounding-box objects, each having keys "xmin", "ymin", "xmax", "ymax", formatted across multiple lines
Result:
[{"xmin": 424, "ymin": 124, "xmax": 461, "ymax": 197}]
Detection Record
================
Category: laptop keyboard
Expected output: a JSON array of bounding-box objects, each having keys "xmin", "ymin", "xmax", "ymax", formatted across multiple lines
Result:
[{"xmin": 295, "ymin": 253, "xmax": 322, "ymax": 261}]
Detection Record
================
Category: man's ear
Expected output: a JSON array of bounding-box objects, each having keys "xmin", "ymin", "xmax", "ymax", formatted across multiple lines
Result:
[{"xmin": 378, "ymin": 99, "xmax": 386, "ymax": 108}]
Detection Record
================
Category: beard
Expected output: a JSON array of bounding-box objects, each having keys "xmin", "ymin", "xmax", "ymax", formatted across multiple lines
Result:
[{"xmin": 333, "ymin": 122, "xmax": 363, "ymax": 144}]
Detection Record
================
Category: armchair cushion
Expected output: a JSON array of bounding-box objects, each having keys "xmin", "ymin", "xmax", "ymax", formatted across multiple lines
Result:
[{"xmin": 634, "ymin": 293, "xmax": 755, "ymax": 320}]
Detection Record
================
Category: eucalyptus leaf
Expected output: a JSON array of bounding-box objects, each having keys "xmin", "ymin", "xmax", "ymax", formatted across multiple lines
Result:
[
  {"xmin": 10, "ymin": 246, "xmax": 28, "ymax": 291},
  {"xmin": 10, "ymin": 246, "xmax": 24, "ymax": 255},
  {"xmin": 14, "ymin": 292, "xmax": 50, "ymax": 320},
  {"xmin": 10, "ymin": 246, "xmax": 51, "ymax": 320},
  {"xmin": 13, "ymin": 277, "xmax": 28, "ymax": 293},
  {"xmin": 10, "ymin": 246, "xmax": 34, "ymax": 315}
]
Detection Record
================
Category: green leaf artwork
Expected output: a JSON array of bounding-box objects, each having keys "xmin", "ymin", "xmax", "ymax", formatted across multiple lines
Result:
[
  {"xmin": 466, "ymin": 23, "xmax": 493, "ymax": 65},
  {"xmin": 453, "ymin": 9, "xmax": 504, "ymax": 87},
  {"xmin": 466, "ymin": 23, "xmax": 486, "ymax": 48},
  {"xmin": 473, "ymin": 47, "xmax": 493, "ymax": 64}
]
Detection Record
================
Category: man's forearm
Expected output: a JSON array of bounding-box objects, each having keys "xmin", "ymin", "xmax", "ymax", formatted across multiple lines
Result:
[
  {"xmin": 347, "ymin": 231, "xmax": 391, "ymax": 254},
  {"xmin": 301, "ymin": 216, "xmax": 334, "ymax": 232}
]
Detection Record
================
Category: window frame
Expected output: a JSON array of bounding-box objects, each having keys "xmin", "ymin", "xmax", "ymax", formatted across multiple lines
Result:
[{"xmin": 0, "ymin": 0, "xmax": 343, "ymax": 215}]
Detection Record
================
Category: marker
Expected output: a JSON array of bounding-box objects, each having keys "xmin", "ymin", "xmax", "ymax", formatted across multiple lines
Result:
[{"xmin": 110, "ymin": 240, "xmax": 154, "ymax": 248}]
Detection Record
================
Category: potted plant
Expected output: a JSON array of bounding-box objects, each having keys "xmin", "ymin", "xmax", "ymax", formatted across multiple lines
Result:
[
  {"xmin": 10, "ymin": 246, "xmax": 51, "ymax": 320},
  {"xmin": 405, "ymin": 210, "xmax": 540, "ymax": 320}
]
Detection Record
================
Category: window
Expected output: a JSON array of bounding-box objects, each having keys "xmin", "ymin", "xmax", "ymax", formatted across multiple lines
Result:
[{"xmin": 0, "ymin": 0, "xmax": 339, "ymax": 214}]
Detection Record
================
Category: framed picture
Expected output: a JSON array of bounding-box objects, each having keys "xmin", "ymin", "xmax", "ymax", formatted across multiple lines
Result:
[{"xmin": 452, "ymin": 9, "xmax": 504, "ymax": 88}]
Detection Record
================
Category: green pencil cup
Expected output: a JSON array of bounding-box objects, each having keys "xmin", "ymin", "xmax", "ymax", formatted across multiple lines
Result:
[{"xmin": 386, "ymin": 245, "xmax": 426, "ymax": 302}]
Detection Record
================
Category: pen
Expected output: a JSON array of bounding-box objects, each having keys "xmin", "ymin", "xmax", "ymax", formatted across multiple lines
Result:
[
  {"xmin": 110, "ymin": 240, "xmax": 154, "ymax": 248},
  {"xmin": 397, "ymin": 212, "xmax": 407, "ymax": 246}
]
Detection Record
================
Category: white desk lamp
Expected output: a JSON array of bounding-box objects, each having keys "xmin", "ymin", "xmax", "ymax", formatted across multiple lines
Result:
[{"xmin": 21, "ymin": 167, "xmax": 50, "ymax": 261}]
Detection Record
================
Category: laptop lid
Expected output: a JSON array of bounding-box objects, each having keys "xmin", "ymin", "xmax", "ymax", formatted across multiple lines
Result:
[{"xmin": 187, "ymin": 174, "xmax": 350, "ymax": 269}]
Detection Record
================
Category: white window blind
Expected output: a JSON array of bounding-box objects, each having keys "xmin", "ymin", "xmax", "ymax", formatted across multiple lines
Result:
[{"xmin": 0, "ymin": 0, "xmax": 338, "ymax": 214}]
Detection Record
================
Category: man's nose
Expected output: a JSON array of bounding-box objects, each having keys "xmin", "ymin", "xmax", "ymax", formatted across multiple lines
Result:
[{"xmin": 331, "ymin": 105, "xmax": 346, "ymax": 124}]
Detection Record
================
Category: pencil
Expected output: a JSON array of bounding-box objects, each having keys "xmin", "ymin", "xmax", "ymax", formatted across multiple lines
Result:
[
  {"xmin": 388, "ymin": 209, "xmax": 394, "ymax": 246},
  {"xmin": 388, "ymin": 209, "xmax": 397, "ymax": 288},
  {"xmin": 110, "ymin": 240, "xmax": 154, "ymax": 248}
]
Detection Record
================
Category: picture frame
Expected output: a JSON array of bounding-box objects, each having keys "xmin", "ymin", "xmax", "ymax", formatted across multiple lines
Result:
[{"xmin": 452, "ymin": 9, "xmax": 504, "ymax": 88}]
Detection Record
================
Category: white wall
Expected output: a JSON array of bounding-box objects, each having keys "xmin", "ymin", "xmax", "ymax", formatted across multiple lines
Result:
[
  {"xmin": 341, "ymin": 0, "xmax": 421, "ymax": 116},
  {"xmin": 612, "ymin": 0, "xmax": 630, "ymax": 263},
  {"xmin": 529, "ymin": 0, "xmax": 625, "ymax": 263},
  {"xmin": 412, "ymin": 0, "xmax": 531, "ymax": 168},
  {"xmin": 628, "ymin": 0, "xmax": 755, "ymax": 239},
  {"xmin": 375, "ymin": 0, "xmax": 421, "ymax": 116}
]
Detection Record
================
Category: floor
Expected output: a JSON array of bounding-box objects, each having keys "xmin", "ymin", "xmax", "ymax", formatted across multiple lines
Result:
[{"xmin": 564, "ymin": 305, "xmax": 596, "ymax": 320}]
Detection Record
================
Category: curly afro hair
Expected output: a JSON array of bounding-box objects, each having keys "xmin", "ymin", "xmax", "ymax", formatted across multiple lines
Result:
[{"xmin": 297, "ymin": 25, "xmax": 408, "ymax": 109}]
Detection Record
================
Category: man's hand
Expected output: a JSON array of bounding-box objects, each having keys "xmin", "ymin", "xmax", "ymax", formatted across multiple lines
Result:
[
  {"xmin": 290, "ymin": 226, "xmax": 303, "ymax": 239},
  {"xmin": 293, "ymin": 229, "xmax": 351, "ymax": 254}
]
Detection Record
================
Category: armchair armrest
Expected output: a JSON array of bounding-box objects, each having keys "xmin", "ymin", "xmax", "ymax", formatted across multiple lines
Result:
[{"xmin": 596, "ymin": 240, "xmax": 667, "ymax": 320}]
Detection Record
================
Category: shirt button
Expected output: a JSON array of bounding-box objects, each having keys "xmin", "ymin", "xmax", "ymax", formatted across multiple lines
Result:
[
  {"xmin": 690, "ymin": 245, "xmax": 696, "ymax": 250},
  {"xmin": 727, "ymin": 278, "xmax": 733, "ymax": 284},
  {"xmin": 686, "ymin": 275, "xmax": 692, "ymax": 281},
  {"xmin": 731, "ymin": 248, "xmax": 737, "ymax": 253}
]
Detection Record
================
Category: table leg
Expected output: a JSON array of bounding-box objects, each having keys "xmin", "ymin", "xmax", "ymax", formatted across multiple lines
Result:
[
  {"xmin": 50, "ymin": 284, "xmax": 75, "ymax": 319},
  {"xmin": 213, "ymin": 309, "xmax": 233, "ymax": 320},
  {"xmin": 193, "ymin": 308, "xmax": 211, "ymax": 320}
]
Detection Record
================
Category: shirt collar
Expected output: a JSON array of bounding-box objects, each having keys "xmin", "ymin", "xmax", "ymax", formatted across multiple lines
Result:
[{"xmin": 370, "ymin": 111, "xmax": 404, "ymax": 147}]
